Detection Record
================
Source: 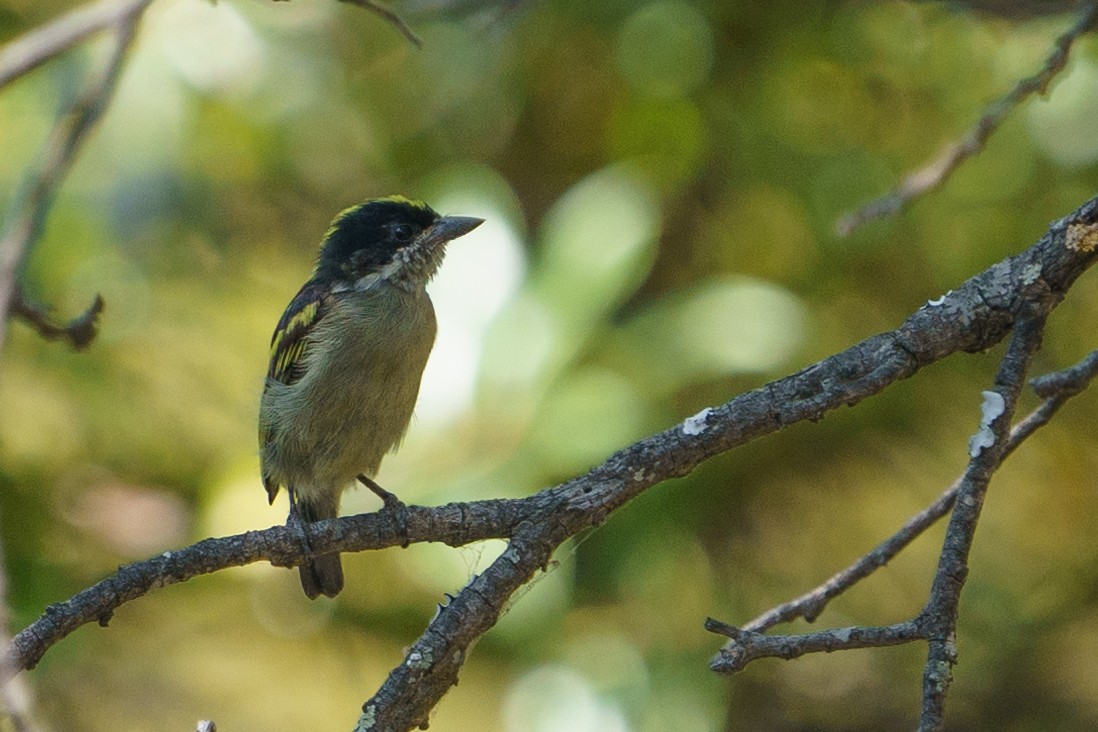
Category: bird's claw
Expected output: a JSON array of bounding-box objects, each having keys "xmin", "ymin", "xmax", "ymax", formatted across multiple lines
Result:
[{"xmin": 357, "ymin": 474, "xmax": 405, "ymax": 511}]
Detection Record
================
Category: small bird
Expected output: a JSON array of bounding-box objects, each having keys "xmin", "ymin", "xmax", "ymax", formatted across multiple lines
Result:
[{"xmin": 259, "ymin": 196, "xmax": 483, "ymax": 599}]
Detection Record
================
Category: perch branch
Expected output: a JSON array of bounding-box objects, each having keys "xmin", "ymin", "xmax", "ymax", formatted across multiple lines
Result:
[{"xmin": 355, "ymin": 199, "xmax": 1098, "ymax": 730}]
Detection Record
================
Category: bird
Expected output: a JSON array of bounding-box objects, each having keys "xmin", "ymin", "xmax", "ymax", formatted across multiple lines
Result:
[{"xmin": 258, "ymin": 196, "xmax": 484, "ymax": 599}]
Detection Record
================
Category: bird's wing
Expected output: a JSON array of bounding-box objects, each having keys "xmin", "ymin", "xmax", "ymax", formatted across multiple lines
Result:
[
  {"xmin": 266, "ymin": 279, "xmax": 330, "ymax": 388},
  {"xmin": 260, "ymin": 280, "xmax": 330, "ymax": 503}
]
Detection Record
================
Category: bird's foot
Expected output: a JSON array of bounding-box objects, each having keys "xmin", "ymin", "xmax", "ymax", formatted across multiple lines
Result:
[{"xmin": 357, "ymin": 474, "xmax": 405, "ymax": 511}]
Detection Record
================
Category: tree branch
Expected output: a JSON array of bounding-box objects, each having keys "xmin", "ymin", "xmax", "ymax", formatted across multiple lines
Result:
[
  {"xmin": 356, "ymin": 198, "xmax": 1098, "ymax": 728},
  {"xmin": 720, "ymin": 345, "xmax": 1098, "ymax": 638},
  {"xmin": 836, "ymin": 2, "xmax": 1098, "ymax": 236},
  {"xmin": 707, "ymin": 306, "xmax": 1076, "ymax": 724}
]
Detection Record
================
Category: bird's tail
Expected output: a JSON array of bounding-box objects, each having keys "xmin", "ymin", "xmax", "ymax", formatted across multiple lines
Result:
[
  {"xmin": 295, "ymin": 494, "xmax": 344, "ymax": 599},
  {"xmin": 300, "ymin": 553, "xmax": 344, "ymax": 599}
]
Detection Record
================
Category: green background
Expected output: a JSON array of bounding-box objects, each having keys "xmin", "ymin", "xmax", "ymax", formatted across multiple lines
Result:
[{"xmin": 2, "ymin": 0, "xmax": 1098, "ymax": 729}]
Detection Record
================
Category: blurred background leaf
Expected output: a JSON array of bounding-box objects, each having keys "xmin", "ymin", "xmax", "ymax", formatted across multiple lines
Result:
[{"xmin": 1, "ymin": 0, "xmax": 1098, "ymax": 729}]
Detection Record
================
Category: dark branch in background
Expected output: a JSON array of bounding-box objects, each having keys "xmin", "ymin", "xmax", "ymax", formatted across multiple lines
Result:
[
  {"xmin": 0, "ymin": 539, "xmax": 40, "ymax": 732},
  {"xmin": 718, "ymin": 345, "xmax": 1098, "ymax": 638},
  {"xmin": 912, "ymin": 0, "xmax": 1080, "ymax": 19},
  {"xmin": 0, "ymin": 16, "xmax": 139, "ymax": 356},
  {"xmin": 9, "ymin": 288, "xmax": 104, "ymax": 350},
  {"xmin": 0, "ymin": 10, "xmax": 143, "ymax": 731},
  {"xmin": 6, "ymin": 194, "xmax": 1093, "ymax": 727},
  {"xmin": 0, "ymin": 0, "xmax": 422, "ymax": 356},
  {"xmin": 338, "ymin": 0, "xmax": 423, "ymax": 47},
  {"xmin": 836, "ymin": 2, "xmax": 1098, "ymax": 236},
  {"xmin": 0, "ymin": 0, "xmax": 154, "ymax": 90},
  {"xmin": 0, "ymin": 0, "xmax": 421, "ymax": 94}
]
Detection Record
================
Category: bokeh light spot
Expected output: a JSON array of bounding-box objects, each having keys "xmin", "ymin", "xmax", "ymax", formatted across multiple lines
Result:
[{"xmin": 615, "ymin": 1, "xmax": 715, "ymax": 99}]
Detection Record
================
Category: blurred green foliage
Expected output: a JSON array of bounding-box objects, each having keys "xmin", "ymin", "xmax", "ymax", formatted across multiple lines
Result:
[{"xmin": 2, "ymin": 0, "xmax": 1098, "ymax": 729}]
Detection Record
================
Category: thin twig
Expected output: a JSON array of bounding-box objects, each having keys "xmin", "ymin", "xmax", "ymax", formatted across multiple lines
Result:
[
  {"xmin": 705, "ymin": 618, "xmax": 923, "ymax": 672},
  {"xmin": 1031, "ymin": 348, "xmax": 1098, "ymax": 397},
  {"xmin": 707, "ymin": 342, "xmax": 1096, "ymax": 675},
  {"xmin": 0, "ymin": 16, "xmax": 139, "ymax": 358},
  {"xmin": 836, "ymin": 2, "xmax": 1098, "ymax": 236}
]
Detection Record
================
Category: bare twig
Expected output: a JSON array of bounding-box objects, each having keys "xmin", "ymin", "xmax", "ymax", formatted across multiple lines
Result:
[
  {"xmin": 1031, "ymin": 347, "xmax": 1098, "ymax": 397},
  {"xmin": 9, "ymin": 288, "xmax": 104, "ymax": 350},
  {"xmin": 0, "ymin": 16, "xmax": 139, "ymax": 358},
  {"xmin": 705, "ymin": 618, "xmax": 922, "ymax": 672},
  {"xmin": 836, "ymin": 2, "xmax": 1098, "ymax": 236},
  {"xmin": 0, "ymin": 0, "xmax": 154, "ymax": 90},
  {"xmin": 727, "ymin": 346, "xmax": 1098, "ymax": 637},
  {"xmin": 4, "ymin": 499, "xmax": 530, "ymax": 675}
]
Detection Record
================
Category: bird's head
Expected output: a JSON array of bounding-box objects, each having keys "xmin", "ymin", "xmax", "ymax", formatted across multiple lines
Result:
[{"xmin": 316, "ymin": 196, "xmax": 483, "ymax": 290}]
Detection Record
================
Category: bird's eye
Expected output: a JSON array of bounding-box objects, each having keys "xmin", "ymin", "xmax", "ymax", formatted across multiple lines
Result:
[{"xmin": 392, "ymin": 224, "xmax": 415, "ymax": 243}]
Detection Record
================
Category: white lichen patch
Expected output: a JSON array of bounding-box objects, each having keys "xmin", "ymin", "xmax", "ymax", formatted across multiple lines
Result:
[
  {"xmin": 354, "ymin": 705, "xmax": 377, "ymax": 732},
  {"xmin": 682, "ymin": 407, "xmax": 713, "ymax": 436},
  {"xmin": 405, "ymin": 649, "xmax": 434, "ymax": 669},
  {"xmin": 968, "ymin": 390, "xmax": 1005, "ymax": 458},
  {"xmin": 1021, "ymin": 262, "xmax": 1042, "ymax": 285}
]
